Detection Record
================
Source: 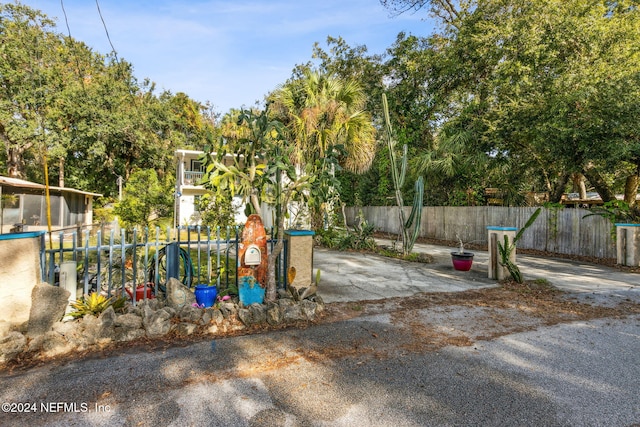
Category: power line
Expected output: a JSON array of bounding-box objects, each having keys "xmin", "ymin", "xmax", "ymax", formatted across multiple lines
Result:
[{"xmin": 95, "ymin": 0, "xmax": 119, "ymax": 62}]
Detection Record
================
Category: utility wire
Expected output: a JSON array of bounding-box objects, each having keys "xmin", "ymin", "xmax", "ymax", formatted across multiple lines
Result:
[
  {"xmin": 60, "ymin": 0, "xmax": 86, "ymax": 91},
  {"xmin": 95, "ymin": 0, "xmax": 119, "ymax": 62},
  {"xmin": 60, "ymin": 0, "xmax": 72, "ymax": 38}
]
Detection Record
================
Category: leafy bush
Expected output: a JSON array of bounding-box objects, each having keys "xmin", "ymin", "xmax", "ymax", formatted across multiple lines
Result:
[{"xmin": 584, "ymin": 200, "xmax": 640, "ymax": 239}]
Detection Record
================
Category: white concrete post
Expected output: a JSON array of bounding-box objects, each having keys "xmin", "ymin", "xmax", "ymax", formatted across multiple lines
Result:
[
  {"xmin": 285, "ymin": 230, "xmax": 315, "ymax": 288},
  {"xmin": 487, "ymin": 226, "xmax": 517, "ymax": 280},
  {"xmin": 615, "ymin": 223, "xmax": 640, "ymax": 267}
]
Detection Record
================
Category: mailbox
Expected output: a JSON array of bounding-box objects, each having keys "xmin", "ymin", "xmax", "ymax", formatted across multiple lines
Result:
[{"xmin": 244, "ymin": 244, "xmax": 262, "ymax": 266}]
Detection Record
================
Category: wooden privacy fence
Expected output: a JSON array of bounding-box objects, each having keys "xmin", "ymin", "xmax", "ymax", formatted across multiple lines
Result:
[{"xmin": 345, "ymin": 206, "xmax": 616, "ymax": 259}]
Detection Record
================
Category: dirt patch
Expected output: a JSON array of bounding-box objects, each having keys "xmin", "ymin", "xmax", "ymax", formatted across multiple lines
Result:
[
  {"xmin": 4, "ymin": 281, "xmax": 639, "ymax": 372},
  {"xmin": 317, "ymin": 280, "xmax": 639, "ymax": 358}
]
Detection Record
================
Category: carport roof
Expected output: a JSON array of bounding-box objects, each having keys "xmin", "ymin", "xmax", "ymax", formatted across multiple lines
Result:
[{"xmin": 0, "ymin": 176, "xmax": 102, "ymax": 197}]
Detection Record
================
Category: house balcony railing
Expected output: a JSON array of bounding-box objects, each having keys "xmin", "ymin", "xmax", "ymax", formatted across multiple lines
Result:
[{"xmin": 182, "ymin": 171, "xmax": 205, "ymax": 186}]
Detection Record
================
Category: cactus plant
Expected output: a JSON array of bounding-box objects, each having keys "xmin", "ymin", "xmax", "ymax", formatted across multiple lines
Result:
[
  {"xmin": 382, "ymin": 93, "xmax": 424, "ymax": 256},
  {"xmin": 497, "ymin": 208, "xmax": 542, "ymax": 283}
]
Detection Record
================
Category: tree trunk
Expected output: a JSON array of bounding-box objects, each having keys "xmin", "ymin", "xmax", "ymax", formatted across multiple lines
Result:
[
  {"xmin": 624, "ymin": 168, "xmax": 639, "ymax": 208},
  {"xmin": 582, "ymin": 163, "xmax": 616, "ymax": 203},
  {"xmin": 6, "ymin": 146, "xmax": 25, "ymax": 179},
  {"xmin": 59, "ymin": 157, "xmax": 65, "ymax": 187},
  {"xmin": 572, "ymin": 173, "xmax": 587, "ymax": 199},
  {"xmin": 550, "ymin": 173, "xmax": 570, "ymax": 203}
]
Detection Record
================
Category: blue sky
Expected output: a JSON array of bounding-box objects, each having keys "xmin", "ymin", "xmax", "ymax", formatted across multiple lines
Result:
[{"xmin": 26, "ymin": 0, "xmax": 434, "ymax": 114}]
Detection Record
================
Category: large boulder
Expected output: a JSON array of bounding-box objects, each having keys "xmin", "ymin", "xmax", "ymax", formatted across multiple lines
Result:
[
  {"xmin": 27, "ymin": 283, "xmax": 70, "ymax": 337},
  {"xmin": 165, "ymin": 278, "xmax": 196, "ymax": 310}
]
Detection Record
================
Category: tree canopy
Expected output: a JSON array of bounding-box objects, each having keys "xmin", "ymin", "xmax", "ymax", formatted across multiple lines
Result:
[{"xmin": 0, "ymin": 3, "xmax": 216, "ymax": 199}]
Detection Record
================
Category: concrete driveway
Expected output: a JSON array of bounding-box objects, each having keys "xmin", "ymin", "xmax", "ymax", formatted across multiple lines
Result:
[{"xmin": 315, "ymin": 240, "xmax": 640, "ymax": 303}]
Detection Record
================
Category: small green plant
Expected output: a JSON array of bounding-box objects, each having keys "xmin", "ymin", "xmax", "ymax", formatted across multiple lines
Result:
[
  {"xmin": 69, "ymin": 293, "xmax": 126, "ymax": 318},
  {"xmin": 335, "ymin": 210, "xmax": 377, "ymax": 251},
  {"xmin": 497, "ymin": 208, "xmax": 542, "ymax": 283}
]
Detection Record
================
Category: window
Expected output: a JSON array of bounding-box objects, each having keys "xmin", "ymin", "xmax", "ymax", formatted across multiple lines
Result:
[{"xmin": 190, "ymin": 159, "xmax": 204, "ymax": 172}]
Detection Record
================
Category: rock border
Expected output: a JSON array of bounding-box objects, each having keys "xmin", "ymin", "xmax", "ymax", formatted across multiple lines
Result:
[{"xmin": 0, "ymin": 280, "xmax": 324, "ymax": 365}]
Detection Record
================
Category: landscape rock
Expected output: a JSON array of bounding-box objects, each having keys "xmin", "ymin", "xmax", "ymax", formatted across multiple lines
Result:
[
  {"xmin": 283, "ymin": 304, "xmax": 305, "ymax": 323},
  {"xmin": 27, "ymin": 283, "xmax": 70, "ymax": 337},
  {"xmin": 41, "ymin": 331, "xmax": 73, "ymax": 357},
  {"xmin": 166, "ymin": 278, "xmax": 196, "ymax": 310},
  {"xmin": 311, "ymin": 295, "xmax": 325, "ymax": 313},
  {"xmin": 99, "ymin": 306, "xmax": 117, "ymax": 337},
  {"xmin": 300, "ymin": 300, "xmax": 318, "ymax": 320},
  {"xmin": 211, "ymin": 309, "xmax": 224, "ymax": 325},
  {"xmin": 52, "ymin": 319, "xmax": 81, "ymax": 343},
  {"xmin": 201, "ymin": 309, "xmax": 213, "ymax": 325},
  {"xmin": 219, "ymin": 302, "xmax": 237, "ymax": 319},
  {"xmin": 143, "ymin": 307, "xmax": 172, "ymax": 337},
  {"xmin": 176, "ymin": 322, "xmax": 197, "ymax": 335},
  {"xmin": 277, "ymin": 298, "xmax": 295, "ymax": 310},
  {"xmin": 179, "ymin": 306, "xmax": 203, "ymax": 323},
  {"xmin": 266, "ymin": 303, "xmax": 282, "ymax": 326},
  {"xmin": 77, "ymin": 315, "xmax": 100, "ymax": 346},
  {"xmin": 0, "ymin": 332, "xmax": 26, "ymax": 363},
  {"xmin": 2, "ymin": 291, "xmax": 321, "ymax": 365},
  {"xmin": 249, "ymin": 303, "xmax": 267, "ymax": 325},
  {"xmin": 113, "ymin": 313, "xmax": 145, "ymax": 342},
  {"xmin": 115, "ymin": 313, "xmax": 143, "ymax": 330},
  {"xmin": 237, "ymin": 308, "xmax": 251, "ymax": 326},
  {"xmin": 113, "ymin": 328, "xmax": 146, "ymax": 342}
]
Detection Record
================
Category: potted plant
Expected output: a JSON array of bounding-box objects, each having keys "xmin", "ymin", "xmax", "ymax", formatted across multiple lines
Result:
[{"xmin": 451, "ymin": 233, "xmax": 474, "ymax": 271}]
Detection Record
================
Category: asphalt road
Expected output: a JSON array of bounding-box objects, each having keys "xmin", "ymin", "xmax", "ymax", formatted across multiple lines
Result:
[{"xmin": 0, "ymin": 309, "xmax": 638, "ymax": 426}]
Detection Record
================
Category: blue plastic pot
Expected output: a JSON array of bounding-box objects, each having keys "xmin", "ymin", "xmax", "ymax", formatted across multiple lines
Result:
[
  {"xmin": 194, "ymin": 284, "xmax": 217, "ymax": 308},
  {"xmin": 238, "ymin": 276, "xmax": 265, "ymax": 306}
]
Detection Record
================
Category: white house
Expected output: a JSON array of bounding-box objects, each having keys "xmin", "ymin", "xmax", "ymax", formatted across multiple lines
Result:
[{"xmin": 174, "ymin": 149, "xmax": 255, "ymax": 227}]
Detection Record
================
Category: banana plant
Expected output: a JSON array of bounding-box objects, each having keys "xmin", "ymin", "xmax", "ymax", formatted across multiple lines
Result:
[
  {"xmin": 497, "ymin": 208, "xmax": 542, "ymax": 283},
  {"xmin": 382, "ymin": 93, "xmax": 424, "ymax": 256}
]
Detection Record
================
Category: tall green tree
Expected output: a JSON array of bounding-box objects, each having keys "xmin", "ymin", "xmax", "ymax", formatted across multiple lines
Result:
[
  {"xmin": 0, "ymin": 3, "xmax": 58, "ymax": 179},
  {"xmin": 113, "ymin": 169, "xmax": 173, "ymax": 228},
  {"xmin": 1, "ymin": 3, "xmax": 215, "ymax": 200},
  {"xmin": 203, "ymin": 107, "xmax": 314, "ymax": 302},
  {"xmin": 383, "ymin": 0, "xmax": 640, "ymax": 205}
]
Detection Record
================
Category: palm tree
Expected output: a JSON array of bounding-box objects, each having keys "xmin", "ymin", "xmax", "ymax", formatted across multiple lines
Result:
[
  {"xmin": 270, "ymin": 71, "xmax": 376, "ymax": 228},
  {"xmin": 271, "ymin": 70, "xmax": 376, "ymax": 174}
]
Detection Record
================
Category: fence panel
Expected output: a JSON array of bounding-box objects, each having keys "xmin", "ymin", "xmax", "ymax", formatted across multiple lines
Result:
[
  {"xmin": 346, "ymin": 206, "xmax": 616, "ymax": 259},
  {"xmin": 41, "ymin": 224, "xmax": 288, "ymax": 304}
]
